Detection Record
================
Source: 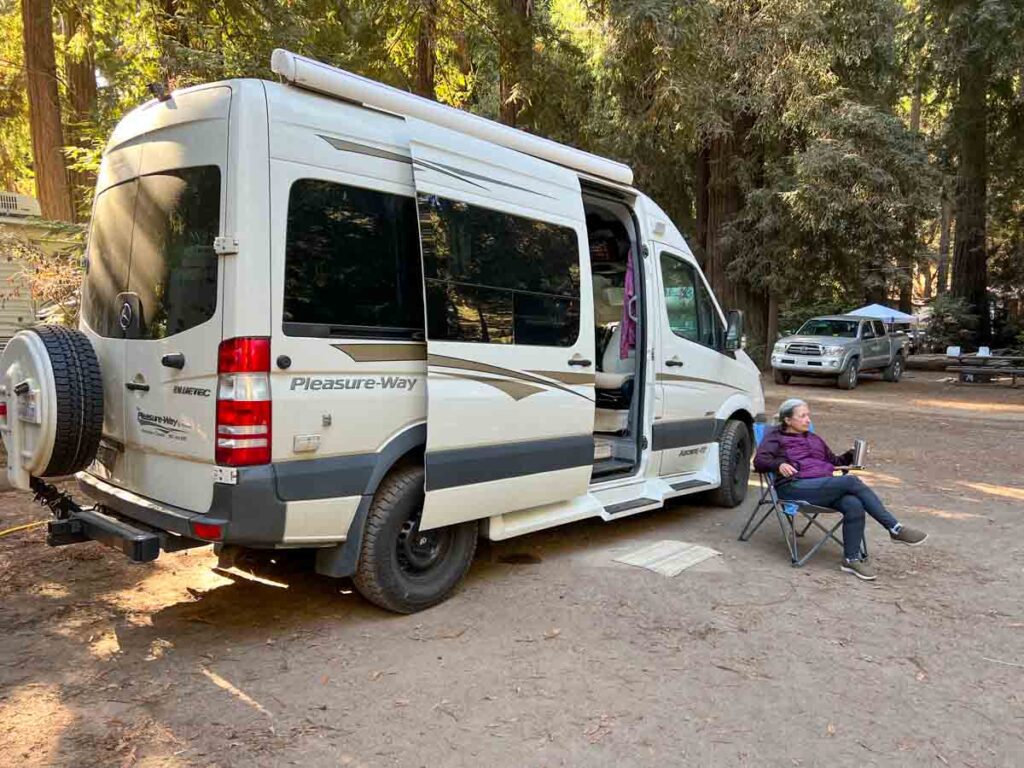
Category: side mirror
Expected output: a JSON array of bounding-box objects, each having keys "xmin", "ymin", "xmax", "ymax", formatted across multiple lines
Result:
[{"xmin": 725, "ymin": 309, "xmax": 744, "ymax": 352}]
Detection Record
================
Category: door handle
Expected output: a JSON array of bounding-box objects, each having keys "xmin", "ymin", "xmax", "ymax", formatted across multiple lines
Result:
[
  {"xmin": 568, "ymin": 358, "xmax": 592, "ymax": 367},
  {"xmin": 125, "ymin": 381, "xmax": 150, "ymax": 392},
  {"xmin": 666, "ymin": 358, "xmax": 684, "ymax": 367},
  {"xmin": 161, "ymin": 353, "xmax": 185, "ymax": 369}
]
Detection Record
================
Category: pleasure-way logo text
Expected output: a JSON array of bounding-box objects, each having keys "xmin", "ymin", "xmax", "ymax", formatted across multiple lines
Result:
[{"xmin": 290, "ymin": 376, "xmax": 418, "ymax": 392}]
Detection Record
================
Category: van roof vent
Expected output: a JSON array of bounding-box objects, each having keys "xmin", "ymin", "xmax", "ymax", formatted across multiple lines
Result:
[{"xmin": 269, "ymin": 49, "xmax": 634, "ymax": 188}]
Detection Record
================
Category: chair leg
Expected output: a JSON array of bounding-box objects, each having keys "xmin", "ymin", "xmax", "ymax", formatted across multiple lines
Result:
[
  {"xmin": 739, "ymin": 503, "xmax": 775, "ymax": 541},
  {"xmin": 792, "ymin": 519, "xmax": 844, "ymax": 567}
]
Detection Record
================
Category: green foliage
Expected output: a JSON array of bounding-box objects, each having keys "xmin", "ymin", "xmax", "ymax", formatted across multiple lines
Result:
[
  {"xmin": 924, "ymin": 294, "xmax": 978, "ymax": 349},
  {"xmin": 0, "ymin": 0, "xmax": 1022, "ymax": 342}
]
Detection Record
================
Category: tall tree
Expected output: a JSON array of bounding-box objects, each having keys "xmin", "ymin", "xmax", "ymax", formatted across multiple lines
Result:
[
  {"xmin": 498, "ymin": 0, "xmax": 531, "ymax": 126},
  {"xmin": 62, "ymin": 1, "xmax": 97, "ymax": 213},
  {"xmin": 950, "ymin": 25, "xmax": 990, "ymax": 339},
  {"xmin": 414, "ymin": 0, "xmax": 438, "ymax": 99},
  {"xmin": 21, "ymin": 0, "xmax": 74, "ymax": 220}
]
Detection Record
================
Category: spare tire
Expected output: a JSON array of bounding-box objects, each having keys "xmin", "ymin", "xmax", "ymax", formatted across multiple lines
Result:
[{"xmin": 1, "ymin": 325, "xmax": 103, "ymax": 479}]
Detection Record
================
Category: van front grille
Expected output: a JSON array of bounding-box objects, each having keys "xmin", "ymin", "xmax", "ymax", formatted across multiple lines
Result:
[{"xmin": 786, "ymin": 343, "xmax": 822, "ymax": 356}]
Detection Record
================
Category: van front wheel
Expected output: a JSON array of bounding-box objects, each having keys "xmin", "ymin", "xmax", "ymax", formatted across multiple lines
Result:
[
  {"xmin": 353, "ymin": 464, "xmax": 477, "ymax": 614},
  {"xmin": 708, "ymin": 420, "xmax": 752, "ymax": 508}
]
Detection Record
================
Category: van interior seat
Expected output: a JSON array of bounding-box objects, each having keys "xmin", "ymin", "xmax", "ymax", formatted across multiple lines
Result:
[{"xmin": 596, "ymin": 323, "xmax": 634, "ymax": 390}]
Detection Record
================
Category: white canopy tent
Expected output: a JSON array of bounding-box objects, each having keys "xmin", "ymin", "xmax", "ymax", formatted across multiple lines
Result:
[{"xmin": 846, "ymin": 304, "xmax": 918, "ymax": 324}]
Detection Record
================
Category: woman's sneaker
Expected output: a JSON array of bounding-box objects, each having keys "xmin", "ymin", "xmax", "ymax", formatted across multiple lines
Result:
[
  {"xmin": 840, "ymin": 558, "xmax": 877, "ymax": 581},
  {"xmin": 890, "ymin": 525, "xmax": 928, "ymax": 546}
]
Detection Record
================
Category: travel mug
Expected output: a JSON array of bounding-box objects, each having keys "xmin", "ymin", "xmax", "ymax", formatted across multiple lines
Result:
[{"xmin": 853, "ymin": 438, "xmax": 867, "ymax": 467}]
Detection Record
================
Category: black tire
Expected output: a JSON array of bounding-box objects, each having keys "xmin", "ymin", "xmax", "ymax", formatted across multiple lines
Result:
[
  {"xmin": 708, "ymin": 420, "xmax": 752, "ymax": 508},
  {"xmin": 30, "ymin": 325, "xmax": 104, "ymax": 477},
  {"xmin": 353, "ymin": 464, "xmax": 478, "ymax": 614},
  {"xmin": 773, "ymin": 368, "xmax": 791, "ymax": 385},
  {"xmin": 882, "ymin": 353, "xmax": 904, "ymax": 382},
  {"xmin": 837, "ymin": 357, "xmax": 859, "ymax": 390}
]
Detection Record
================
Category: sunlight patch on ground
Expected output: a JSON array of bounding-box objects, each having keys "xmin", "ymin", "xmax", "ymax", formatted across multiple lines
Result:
[
  {"xmin": 0, "ymin": 683, "xmax": 73, "ymax": 766},
  {"xmin": 202, "ymin": 667, "xmax": 274, "ymax": 719},
  {"xmin": 89, "ymin": 629, "xmax": 121, "ymax": 661},
  {"xmin": 904, "ymin": 505, "xmax": 987, "ymax": 521},
  {"xmin": 956, "ymin": 481, "xmax": 1024, "ymax": 502},
  {"xmin": 912, "ymin": 398, "xmax": 1024, "ymax": 414},
  {"xmin": 29, "ymin": 581, "xmax": 70, "ymax": 599},
  {"xmin": 856, "ymin": 471, "xmax": 904, "ymax": 486}
]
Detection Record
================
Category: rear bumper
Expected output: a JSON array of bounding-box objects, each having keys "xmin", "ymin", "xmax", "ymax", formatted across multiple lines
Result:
[{"xmin": 77, "ymin": 466, "xmax": 286, "ymax": 546}]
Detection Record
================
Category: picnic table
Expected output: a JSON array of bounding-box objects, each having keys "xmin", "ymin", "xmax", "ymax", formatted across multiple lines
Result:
[{"xmin": 945, "ymin": 353, "xmax": 1024, "ymax": 386}]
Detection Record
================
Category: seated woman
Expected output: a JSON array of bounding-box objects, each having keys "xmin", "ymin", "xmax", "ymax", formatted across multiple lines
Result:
[{"xmin": 753, "ymin": 398, "xmax": 927, "ymax": 581}]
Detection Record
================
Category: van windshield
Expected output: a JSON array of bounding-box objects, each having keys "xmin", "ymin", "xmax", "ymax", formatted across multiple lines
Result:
[
  {"xmin": 797, "ymin": 319, "xmax": 859, "ymax": 338},
  {"xmin": 82, "ymin": 166, "xmax": 221, "ymax": 339}
]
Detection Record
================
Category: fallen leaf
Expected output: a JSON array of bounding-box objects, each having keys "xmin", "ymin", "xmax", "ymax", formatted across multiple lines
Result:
[{"xmin": 544, "ymin": 628, "xmax": 562, "ymax": 640}]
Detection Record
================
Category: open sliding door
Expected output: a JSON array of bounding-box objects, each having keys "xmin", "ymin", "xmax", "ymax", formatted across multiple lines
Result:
[{"xmin": 407, "ymin": 117, "xmax": 595, "ymax": 531}]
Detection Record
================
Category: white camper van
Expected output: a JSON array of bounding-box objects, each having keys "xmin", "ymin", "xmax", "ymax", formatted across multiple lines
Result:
[{"xmin": 0, "ymin": 51, "xmax": 765, "ymax": 613}]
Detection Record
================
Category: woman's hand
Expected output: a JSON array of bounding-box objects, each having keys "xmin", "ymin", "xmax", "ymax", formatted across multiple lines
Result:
[{"xmin": 779, "ymin": 463, "xmax": 798, "ymax": 478}]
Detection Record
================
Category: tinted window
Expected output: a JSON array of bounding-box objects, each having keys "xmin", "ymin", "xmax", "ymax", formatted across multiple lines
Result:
[
  {"xmin": 873, "ymin": 320, "xmax": 886, "ymax": 337},
  {"xmin": 661, "ymin": 254, "xmax": 699, "ymax": 342},
  {"xmin": 128, "ymin": 167, "xmax": 221, "ymax": 339},
  {"xmin": 82, "ymin": 168, "xmax": 220, "ymax": 339},
  {"xmin": 284, "ymin": 180, "xmax": 423, "ymax": 338},
  {"xmin": 83, "ymin": 181, "xmax": 138, "ymax": 337},
  {"xmin": 418, "ymin": 194, "xmax": 580, "ymax": 346},
  {"xmin": 861, "ymin": 322, "xmax": 875, "ymax": 339},
  {"xmin": 797, "ymin": 319, "xmax": 859, "ymax": 338},
  {"xmin": 661, "ymin": 252, "xmax": 723, "ymax": 350},
  {"xmin": 694, "ymin": 275, "xmax": 723, "ymax": 348}
]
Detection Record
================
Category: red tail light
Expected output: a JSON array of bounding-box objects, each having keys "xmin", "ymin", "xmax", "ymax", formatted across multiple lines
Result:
[{"xmin": 216, "ymin": 337, "xmax": 271, "ymax": 466}]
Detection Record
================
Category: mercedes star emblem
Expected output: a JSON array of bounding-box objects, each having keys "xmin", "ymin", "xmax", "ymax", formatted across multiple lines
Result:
[{"xmin": 119, "ymin": 301, "xmax": 133, "ymax": 331}]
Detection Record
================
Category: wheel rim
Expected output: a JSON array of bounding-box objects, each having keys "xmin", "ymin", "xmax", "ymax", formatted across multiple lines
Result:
[
  {"xmin": 894, "ymin": 359, "xmax": 902, "ymax": 378},
  {"xmin": 396, "ymin": 515, "xmax": 453, "ymax": 574},
  {"xmin": 848, "ymin": 363, "xmax": 858, "ymax": 386}
]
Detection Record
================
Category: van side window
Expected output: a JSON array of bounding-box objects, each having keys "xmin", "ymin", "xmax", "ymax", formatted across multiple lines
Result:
[
  {"xmin": 661, "ymin": 252, "xmax": 723, "ymax": 349},
  {"xmin": 417, "ymin": 194, "xmax": 580, "ymax": 346},
  {"xmin": 283, "ymin": 179, "xmax": 424, "ymax": 338}
]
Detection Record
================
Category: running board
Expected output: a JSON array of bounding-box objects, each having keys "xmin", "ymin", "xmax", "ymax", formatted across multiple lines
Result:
[
  {"xmin": 670, "ymin": 479, "xmax": 712, "ymax": 493},
  {"xmin": 604, "ymin": 497, "xmax": 660, "ymax": 517}
]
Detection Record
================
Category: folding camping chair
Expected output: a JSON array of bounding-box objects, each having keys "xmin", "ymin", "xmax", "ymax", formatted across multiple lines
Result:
[{"xmin": 738, "ymin": 423, "xmax": 867, "ymax": 567}]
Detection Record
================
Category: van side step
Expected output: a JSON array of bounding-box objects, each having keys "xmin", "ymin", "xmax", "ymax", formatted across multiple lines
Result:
[
  {"xmin": 670, "ymin": 479, "xmax": 712, "ymax": 492},
  {"xmin": 604, "ymin": 497, "xmax": 659, "ymax": 516}
]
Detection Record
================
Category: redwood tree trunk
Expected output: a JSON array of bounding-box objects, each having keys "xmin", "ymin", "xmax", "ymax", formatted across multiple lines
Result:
[
  {"xmin": 414, "ymin": 0, "xmax": 437, "ymax": 100},
  {"xmin": 22, "ymin": 0, "xmax": 74, "ymax": 221},
  {"xmin": 63, "ymin": 6, "xmax": 97, "ymax": 215},
  {"xmin": 937, "ymin": 182, "xmax": 952, "ymax": 294},
  {"xmin": 498, "ymin": 0, "xmax": 532, "ymax": 126},
  {"xmin": 951, "ymin": 43, "xmax": 990, "ymax": 340}
]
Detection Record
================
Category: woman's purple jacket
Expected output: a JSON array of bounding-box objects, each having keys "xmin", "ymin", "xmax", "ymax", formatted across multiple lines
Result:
[{"xmin": 753, "ymin": 427, "xmax": 854, "ymax": 481}]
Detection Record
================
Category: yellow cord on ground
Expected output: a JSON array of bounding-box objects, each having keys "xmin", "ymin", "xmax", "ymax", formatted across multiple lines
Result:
[{"xmin": 0, "ymin": 520, "xmax": 46, "ymax": 538}]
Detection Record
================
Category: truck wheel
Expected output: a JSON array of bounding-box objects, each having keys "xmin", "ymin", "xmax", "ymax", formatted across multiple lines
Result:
[
  {"xmin": 353, "ymin": 463, "xmax": 477, "ymax": 614},
  {"xmin": 837, "ymin": 358, "xmax": 859, "ymax": 390},
  {"xmin": 882, "ymin": 353, "xmax": 904, "ymax": 382},
  {"xmin": 773, "ymin": 369, "xmax": 791, "ymax": 385},
  {"xmin": 708, "ymin": 420, "xmax": 751, "ymax": 508}
]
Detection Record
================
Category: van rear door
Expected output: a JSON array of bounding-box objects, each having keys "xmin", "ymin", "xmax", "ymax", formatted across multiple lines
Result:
[
  {"xmin": 406, "ymin": 118, "xmax": 596, "ymax": 531},
  {"xmin": 85, "ymin": 86, "xmax": 231, "ymax": 514}
]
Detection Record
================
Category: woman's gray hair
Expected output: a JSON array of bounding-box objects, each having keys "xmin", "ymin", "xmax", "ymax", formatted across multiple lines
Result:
[{"xmin": 777, "ymin": 398, "xmax": 808, "ymax": 425}]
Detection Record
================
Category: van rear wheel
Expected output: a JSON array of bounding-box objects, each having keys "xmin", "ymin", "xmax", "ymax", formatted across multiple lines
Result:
[
  {"xmin": 353, "ymin": 464, "xmax": 477, "ymax": 614},
  {"xmin": 708, "ymin": 419, "xmax": 751, "ymax": 508}
]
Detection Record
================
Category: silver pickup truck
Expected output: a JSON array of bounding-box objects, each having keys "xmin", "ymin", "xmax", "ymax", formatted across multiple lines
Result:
[{"xmin": 770, "ymin": 315, "xmax": 909, "ymax": 389}]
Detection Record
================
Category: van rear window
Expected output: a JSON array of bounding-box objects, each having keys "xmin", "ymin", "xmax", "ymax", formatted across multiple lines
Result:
[
  {"xmin": 82, "ymin": 166, "xmax": 221, "ymax": 339},
  {"xmin": 283, "ymin": 179, "xmax": 424, "ymax": 339}
]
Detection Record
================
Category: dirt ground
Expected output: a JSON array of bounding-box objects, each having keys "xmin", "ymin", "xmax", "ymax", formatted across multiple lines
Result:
[{"xmin": 1, "ymin": 370, "xmax": 1022, "ymax": 767}]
